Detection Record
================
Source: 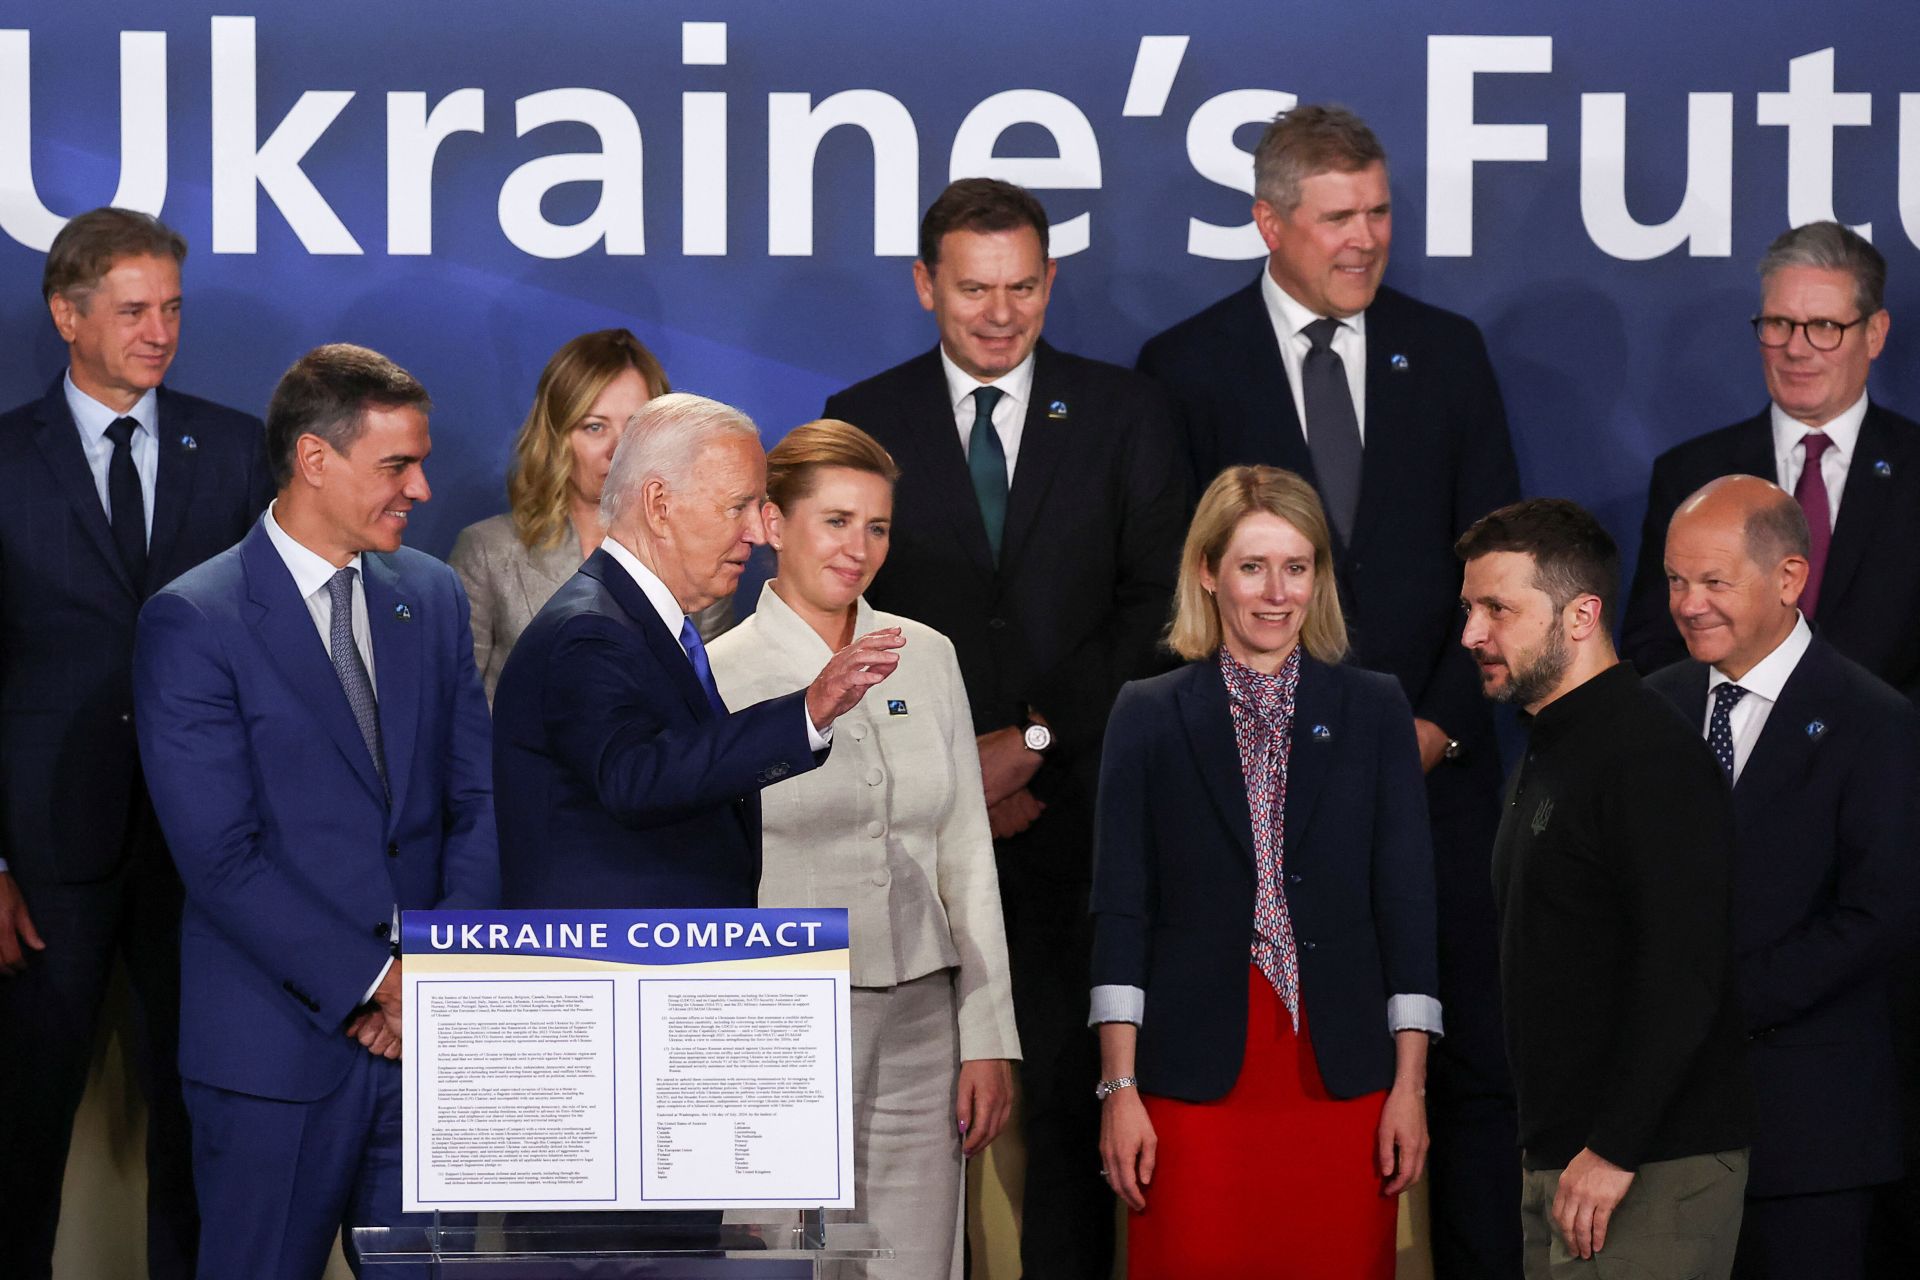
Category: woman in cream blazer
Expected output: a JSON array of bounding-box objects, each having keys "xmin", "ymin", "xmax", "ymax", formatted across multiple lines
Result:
[
  {"xmin": 708, "ymin": 420, "xmax": 1018, "ymax": 1280},
  {"xmin": 449, "ymin": 329, "xmax": 727, "ymax": 701}
]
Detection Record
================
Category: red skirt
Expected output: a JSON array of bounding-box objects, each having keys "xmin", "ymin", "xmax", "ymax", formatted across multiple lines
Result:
[{"xmin": 1126, "ymin": 966, "xmax": 1396, "ymax": 1280}]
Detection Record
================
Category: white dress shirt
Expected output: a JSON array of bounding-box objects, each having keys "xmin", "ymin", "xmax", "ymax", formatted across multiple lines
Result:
[
  {"xmin": 1704, "ymin": 613, "xmax": 1813, "ymax": 784},
  {"xmin": 599, "ymin": 537, "xmax": 831, "ymax": 751},
  {"xmin": 1771, "ymin": 393, "xmax": 1866, "ymax": 531},
  {"xmin": 942, "ymin": 346, "xmax": 1036, "ymax": 481},
  {"xmin": 1261, "ymin": 269, "xmax": 1369, "ymax": 443},
  {"xmin": 65, "ymin": 372, "xmax": 158, "ymax": 541}
]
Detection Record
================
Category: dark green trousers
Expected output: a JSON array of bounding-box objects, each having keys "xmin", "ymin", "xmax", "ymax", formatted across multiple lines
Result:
[{"xmin": 1521, "ymin": 1149, "xmax": 1749, "ymax": 1279}]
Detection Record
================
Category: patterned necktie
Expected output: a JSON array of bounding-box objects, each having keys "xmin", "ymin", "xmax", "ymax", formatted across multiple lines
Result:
[
  {"xmin": 967, "ymin": 386, "xmax": 1009, "ymax": 562},
  {"xmin": 1708, "ymin": 682, "xmax": 1749, "ymax": 781},
  {"xmin": 326, "ymin": 567, "xmax": 388, "ymax": 798},
  {"xmin": 104, "ymin": 416, "xmax": 148, "ymax": 587},
  {"xmin": 1794, "ymin": 432, "xmax": 1834, "ymax": 617},
  {"xmin": 1300, "ymin": 317, "xmax": 1363, "ymax": 545},
  {"xmin": 679, "ymin": 617, "xmax": 728, "ymax": 717}
]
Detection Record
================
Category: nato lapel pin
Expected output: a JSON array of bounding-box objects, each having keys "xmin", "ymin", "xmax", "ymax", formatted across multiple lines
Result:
[
  {"xmin": 179, "ymin": 435, "xmax": 197, "ymax": 451},
  {"xmin": 1310, "ymin": 724, "xmax": 1331, "ymax": 741},
  {"xmin": 886, "ymin": 699, "xmax": 909, "ymax": 716},
  {"xmin": 1874, "ymin": 459, "xmax": 1893, "ymax": 479},
  {"xmin": 1805, "ymin": 719, "xmax": 1827, "ymax": 742},
  {"xmin": 394, "ymin": 603, "xmax": 413, "ymax": 622},
  {"xmin": 1390, "ymin": 354, "xmax": 1410, "ymax": 372},
  {"xmin": 1047, "ymin": 400, "xmax": 1069, "ymax": 420}
]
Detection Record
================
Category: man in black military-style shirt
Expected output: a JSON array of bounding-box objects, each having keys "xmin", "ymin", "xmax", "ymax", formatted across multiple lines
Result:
[{"xmin": 1457, "ymin": 499, "xmax": 1751, "ymax": 1280}]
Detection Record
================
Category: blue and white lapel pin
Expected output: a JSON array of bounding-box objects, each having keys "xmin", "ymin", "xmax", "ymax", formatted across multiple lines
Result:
[
  {"xmin": 1046, "ymin": 400, "xmax": 1069, "ymax": 420},
  {"xmin": 393, "ymin": 602, "xmax": 413, "ymax": 622}
]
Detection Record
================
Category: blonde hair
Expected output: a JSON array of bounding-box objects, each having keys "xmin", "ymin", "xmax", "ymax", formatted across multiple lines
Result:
[
  {"xmin": 506, "ymin": 329, "xmax": 669, "ymax": 549},
  {"xmin": 1168, "ymin": 466, "xmax": 1349, "ymax": 663},
  {"xmin": 766, "ymin": 419, "xmax": 900, "ymax": 510}
]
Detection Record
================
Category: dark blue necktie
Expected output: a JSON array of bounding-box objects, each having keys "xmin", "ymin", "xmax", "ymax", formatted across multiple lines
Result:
[
  {"xmin": 1708, "ymin": 682, "xmax": 1748, "ymax": 781},
  {"xmin": 1300, "ymin": 317, "xmax": 1363, "ymax": 545},
  {"xmin": 679, "ymin": 617, "xmax": 728, "ymax": 717},
  {"xmin": 967, "ymin": 386, "xmax": 1008, "ymax": 562},
  {"xmin": 326, "ymin": 567, "xmax": 388, "ymax": 799},
  {"xmin": 104, "ymin": 416, "xmax": 148, "ymax": 587}
]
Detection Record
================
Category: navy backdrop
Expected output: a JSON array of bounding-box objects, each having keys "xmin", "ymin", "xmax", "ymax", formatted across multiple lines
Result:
[{"xmin": 3, "ymin": 1, "xmax": 1917, "ymax": 577}]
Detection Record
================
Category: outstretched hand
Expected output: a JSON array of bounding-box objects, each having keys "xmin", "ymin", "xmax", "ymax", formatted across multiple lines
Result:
[{"xmin": 805, "ymin": 628, "xmax": 905, "ymax": 730}]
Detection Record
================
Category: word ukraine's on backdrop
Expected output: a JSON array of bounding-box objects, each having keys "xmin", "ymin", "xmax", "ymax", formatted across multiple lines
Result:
[{"xmin": 5, "ymin": 17, "xmax": 1920, "ymax": 262}]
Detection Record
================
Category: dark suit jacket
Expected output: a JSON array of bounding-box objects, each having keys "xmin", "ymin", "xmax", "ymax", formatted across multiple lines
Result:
[
  {"xmin": 132, "ymin": 520, "xmax": 498, "ymax": 1101},
  {"xmin": 492, "ymin": 549, "xmax": 823, "ymax": 910},
  {"xmin": 1625, "ymin": 403, "xmax": 1920, "ymax": 698},
  {"xmin": 1649, "ymin": 637, "xmax": 1920, "ymax": 1197},
  {"xmin": 0, "ymin": 378, "xmax": 270, "ymax": 884},
  {"xmin": 1137, "ymin": 280, "xmax": 1518, "ymax": 759},
  {"xmin": 1091, "ymin": 655, "xmax": 1438, "ymax": 1102},
  {"xmin": 823, "ymin": 340, "xmax": 1188, "ymax": 878}
]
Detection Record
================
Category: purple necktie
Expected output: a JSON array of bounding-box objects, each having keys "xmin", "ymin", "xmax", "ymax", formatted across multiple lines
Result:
[{"xmin": 1794, "ymin": 432, "xmax": 1834, "ymax": 617}]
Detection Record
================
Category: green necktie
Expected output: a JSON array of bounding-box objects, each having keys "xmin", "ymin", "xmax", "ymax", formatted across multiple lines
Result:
[{"xmin": 968, "ymin": 385, "xmax": 1008, "ymax": 562}]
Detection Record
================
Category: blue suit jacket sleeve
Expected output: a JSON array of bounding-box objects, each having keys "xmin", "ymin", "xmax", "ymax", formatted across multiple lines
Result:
[
  {"xmin": 133, "ymin": 589, "xmax": 392, "ymax": 1030},
  {"xmin": 1367, "ymin": 676, "xmax": 1441, "ymax": 1001},
  {"xmin": 1090, "ymin": 679, "xmax": 1157, "ymax": 992},
  {"xmin": 544, "ymin": 614, "xmax": 822, "ymax": 826}
]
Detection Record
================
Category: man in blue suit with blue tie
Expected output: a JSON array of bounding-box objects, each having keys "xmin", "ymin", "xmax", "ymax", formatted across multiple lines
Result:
[
  {"xmin": 493, "ymin": 392, "xmax": 902, "ymax": 912},
  {"xmin": 0, "ymin": 207, "xmax": 271, "ymax": 1280},
  {"xmin": 133, "ymin": 344, "xmax": 497, "ymax": 1278}
]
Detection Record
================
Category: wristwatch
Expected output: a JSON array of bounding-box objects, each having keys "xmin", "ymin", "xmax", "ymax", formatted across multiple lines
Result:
[
  {"xmin": 1094, "ymin": 1076, "xmax": 1138, "ymax": 1101},
  {"xmin": 1023, "ymin": 722, "xmax": 1053, "ymax": 752}
]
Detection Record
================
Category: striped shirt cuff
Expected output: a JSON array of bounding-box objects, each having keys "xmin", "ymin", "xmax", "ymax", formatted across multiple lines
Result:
[
  {"xmin": 1389, "ymin": 993, "xmax": 1444, "ymax": 1038},
  {"xmin": 1089, "ymin": 984, "xmax": 1146, "ymax": 1026}
]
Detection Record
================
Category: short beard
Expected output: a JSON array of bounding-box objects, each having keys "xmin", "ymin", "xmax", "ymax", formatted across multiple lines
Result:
[{"xmin": 1487, "ymin": 625, "xmax": 1571, "ymax": 707}]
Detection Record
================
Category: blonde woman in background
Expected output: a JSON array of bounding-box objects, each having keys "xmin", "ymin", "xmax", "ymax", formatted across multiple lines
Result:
[
  {"xmin": 708, "ymin": 419, "xmax": 1019, "ymax": 1280},
  {"xmin": 449, "ymin": 328, "xmax": 729, "ymax": 700}
]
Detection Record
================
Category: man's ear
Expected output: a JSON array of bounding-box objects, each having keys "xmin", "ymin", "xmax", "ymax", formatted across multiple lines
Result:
[
  {"xmin": 1565, "ymin": 592, "xmax": 1606, "ymax": 642},
  {"xmin": 47, "ymin": 291, "xmax": 82, "ymax": 344},
  {"xmin": 292, "ymin": 433, "xmax": 332, "ymax": 488}
]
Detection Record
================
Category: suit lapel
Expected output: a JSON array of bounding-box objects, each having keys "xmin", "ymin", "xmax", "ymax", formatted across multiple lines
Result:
[
  {"xmin": 1817, "ymin": 404, "xmax": 1904, "ymax": 620},
  {"xmin": 146, "ymin": 388, "xmax": 199, "ymax": 585},
  {"xmin": 1282, "ymin": 656, "xmax": 1342, "ymax": 868},
  {"xmin": 893, "ymin": 351, "xmax": 997, "ymax": 577},
  {"xmin": 1176, "ymin": 662, "xmax": 1256, "ymax": 866},
  {"xmin": 241, "ymin": 525, "xmax": 387, "ymax": 806},
  {"xmin": 1226, "ymin": 281, "xmax": 1315, "ymax": 478},
  {"xmin": 1000, "ymin": 342, "xmax": 1076, "ymax": 570},
  {"xmin": 1351, "ymin": 304, "xmax": 1414, "ymax": 558},
  {"xmin": 30, "ymin": 381, "xmax": 137, "ymax": 599},
  {"xmin": 1733, "ymin": 640, "xmax": 1833, "ymax": 819},
  {"xmin": 362, "ymin": 554, "xmax": 421, "ymax": 821},
  {"xmin": 580, "ymin": 550, "xmax": 713, "ymax": 723}
]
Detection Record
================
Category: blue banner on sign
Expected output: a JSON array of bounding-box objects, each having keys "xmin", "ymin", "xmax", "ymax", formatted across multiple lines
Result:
[{"xmin": 403, "ymin": 908, "xmax": 851, "ymax": 965}]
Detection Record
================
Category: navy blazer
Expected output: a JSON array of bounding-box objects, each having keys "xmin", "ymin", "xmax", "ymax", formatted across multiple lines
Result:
[
  {"xmin": 1625, "ymin": 403, "xmax": 1920, "ymax": 700},
  {"xmin": 1138, "ymin": 281, "xmax": 1517, "ymax": 760},
  {"xmin": 0, "ymin": 377, "xmax": 270, "ymax": 882},
  {"xmin": 492, "ymin": 549, "xmax": 823, "ymax": 910},
  {"xmin": 1648, "ymin": 637, "xmax": 1920, "ymax": 1197},
  {"xmin": 132, "ymin": 520, "xmax": 498, "ymax": 1101},
  {"xmin": 1091, "ymin": 654, "xmax": 1439, "ymax": 1102}
]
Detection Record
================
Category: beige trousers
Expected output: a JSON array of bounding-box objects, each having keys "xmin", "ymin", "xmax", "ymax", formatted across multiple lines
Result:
[
  {"xmin": 830, "ymin": 970, "xmax": 964, "ymax": 1280},
  {"xmin": 1521, "ymin": 1149, "xmax": 1749, "ymax": 1280}
]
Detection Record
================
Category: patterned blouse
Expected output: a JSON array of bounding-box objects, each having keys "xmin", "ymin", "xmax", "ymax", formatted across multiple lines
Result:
[{"xmin": 1219, "ymin": 644, "xmax": 1304, "ymax": 1029}]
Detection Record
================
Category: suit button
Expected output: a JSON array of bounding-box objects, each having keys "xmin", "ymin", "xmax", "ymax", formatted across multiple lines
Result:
[
  {"xmin": 387, "ymin": 843, "xmax": 400, "ymax": 859},
  {"xmin": 119, "ymin": 711, "xmax": 132, "ymax": 724},
  {"xmin": 866, "ymin": 821, "xmax": 884, "ymax": 838},
  {"xmin": 1286, "ymin": 873, "xmax": 1302, "ymax": 885},
  {"xmin": 872, "ymin": 868, "xmax": 891, "ymax": 887},
  {"xmin": 987, "ymin": 617, "xmax": 1007, "ymax": 630},
  {"xmin": 374, "ymin": 921, "xmax": 390, "ymax": 939},
  {"xmin": 865, "ymin": 768, "xmax": 884, "ymax": 786},
  {"xmin": 851, "ymin": 726, "xmax": 866, "ymax": 742},
  {"xmin": 1302, "ymin": 939, "xmax": 1317, "ymax": 952}
]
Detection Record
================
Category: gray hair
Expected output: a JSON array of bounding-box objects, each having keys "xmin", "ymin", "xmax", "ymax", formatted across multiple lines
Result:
[
  {"xmin": 1252, "ymin": 104, "xmax": 1388, "ymax": 216},
  {"xmin": 600, "ymin": 392, "xmax": 760, "ymax": 529},
  {"xmin": 1758, "ymin": 221, "xmax": 1886, "ymax": 317}
]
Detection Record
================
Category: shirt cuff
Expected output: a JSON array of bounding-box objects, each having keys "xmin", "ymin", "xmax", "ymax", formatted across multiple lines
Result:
[
  {"xmin": 1089, "ymin": 984, "xmax": 1146, "ymax": 1027},
  {"xmin": 1389, "ymin": 993, "xmax": 1444, "ymax": 1038},
  {"xmin": 361, "ymin": 955, "xmax": 395, "ymax": 1007},
  {"xmin": 805, "ymin": 708, "xmax": 833, "ymax": 753},
  {"xmin": 0, "ymin": 857, "xmax": 10, "ymax": 875}
]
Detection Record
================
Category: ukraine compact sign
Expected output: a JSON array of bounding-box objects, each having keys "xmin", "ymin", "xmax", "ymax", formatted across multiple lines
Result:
[{"xmin": 399, "ymin": 909, "xmax": 854, "ymax": 1212}]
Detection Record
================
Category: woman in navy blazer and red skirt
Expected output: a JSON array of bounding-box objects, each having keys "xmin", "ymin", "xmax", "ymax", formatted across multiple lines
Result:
[{"xmin": 1092, "ymin": 466, "xmax": 1442, "ymax": 1279}]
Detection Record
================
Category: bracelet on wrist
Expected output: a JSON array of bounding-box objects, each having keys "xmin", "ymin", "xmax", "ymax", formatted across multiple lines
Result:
[{"xmin": 1094, "ymin": 1075, "xmax": 1138, "ymax": 1101}]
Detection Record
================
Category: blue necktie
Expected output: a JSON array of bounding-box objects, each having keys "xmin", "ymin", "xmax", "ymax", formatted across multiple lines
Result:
[
  {"xmin": 327, "ymin": 567, "xmax": 388, "ymax": 799},
  {"xmin": 967, "ymin": 386, "xmax": 1008, "ymax": 562},
  {"xmin": 1708, "ymin": 682, "xmax": 1748, "ymax": 781},
  {"xmin": 679, "ymin": 617, "xmax": 728, "ymax": 717}
]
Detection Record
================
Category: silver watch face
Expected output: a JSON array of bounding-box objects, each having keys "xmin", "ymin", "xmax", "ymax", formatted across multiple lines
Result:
[{"xmin": 1023, "ymin": 723, "xmax": 1052, "ymax": 752}]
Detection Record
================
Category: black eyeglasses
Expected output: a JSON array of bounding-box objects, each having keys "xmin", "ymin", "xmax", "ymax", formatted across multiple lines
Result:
[{"xmin": 1750, "ymin": 314, "xmax": 1869, "ymax": 352}]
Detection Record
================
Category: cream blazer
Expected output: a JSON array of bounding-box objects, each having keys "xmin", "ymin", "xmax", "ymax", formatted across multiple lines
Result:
[
  {"xmin": 449, "ymin": 512, "xmax": 733, "ymax": 703},
  {"xmin": 708, "ymin": 582, "xmax": 1020, "ymax": 1061}
]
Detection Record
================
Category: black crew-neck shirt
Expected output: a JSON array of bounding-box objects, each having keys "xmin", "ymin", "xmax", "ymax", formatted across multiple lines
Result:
[{"xmin": 1493, "ymin": 661, "xmax": 1751, "ymax": 1171}]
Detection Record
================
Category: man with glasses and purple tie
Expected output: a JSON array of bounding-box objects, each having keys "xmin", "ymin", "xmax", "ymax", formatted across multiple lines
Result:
[{"xmin": 1620, "ymin": 223, "xmax": 1920, "ymax": 1275}]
